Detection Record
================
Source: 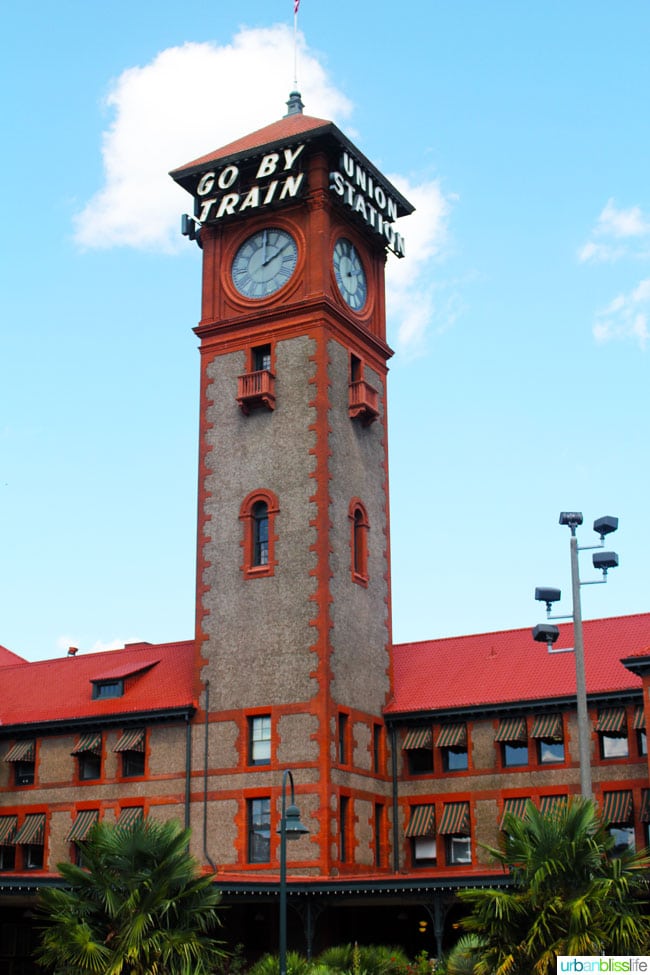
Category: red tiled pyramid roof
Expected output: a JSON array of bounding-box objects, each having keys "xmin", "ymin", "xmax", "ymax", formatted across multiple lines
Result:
[
  {"xmin": 0, "ymin": 640, "xmax": 195, "ymax": 729},
  {"xmin": 387, "ymin": 613, "xmax": 650, "ymax": 715},
  {"xmin": 0, "ymin": 644, "xmax": 27, "ymax": 667}
]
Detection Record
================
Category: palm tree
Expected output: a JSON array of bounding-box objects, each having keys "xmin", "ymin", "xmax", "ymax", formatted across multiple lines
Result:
[
  {"xmin": 458, "ymin": 797, "xmax": 650, "ymax": 975},
  {"xmin": 37, "ymin": 817, "xmax": 225, "ymax": 975}
]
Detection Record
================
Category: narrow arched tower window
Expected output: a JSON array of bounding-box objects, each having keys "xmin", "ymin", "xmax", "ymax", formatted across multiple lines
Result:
[
  {"xmin": 252, "ymin": 501, "xmax": 269, "ymax": 566},
  {"xmin": 349, "ymin": 500, "xmax": 369, "ymax": 584}
]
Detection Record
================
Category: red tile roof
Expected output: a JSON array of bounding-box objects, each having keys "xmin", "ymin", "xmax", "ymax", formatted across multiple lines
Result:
[
  {"xmin": 0, "ymin": 645, "xmax": 27, "ymax": 667},
  {"xmin": 387, "ymin": 613, "xmax": 650, "ymax": 715},
  {"xmin": 170, "ymin": 112, "xmax": 333, "ymax": 175},
  {"xmin": 0, "ymin": 640, "xmax": 195, "ymax": 729}
]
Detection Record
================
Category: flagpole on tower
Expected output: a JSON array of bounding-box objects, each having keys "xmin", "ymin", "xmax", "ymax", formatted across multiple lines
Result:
[{"xmin": 293, "ymin": 0, "xmax": 300, "ymax": 88}]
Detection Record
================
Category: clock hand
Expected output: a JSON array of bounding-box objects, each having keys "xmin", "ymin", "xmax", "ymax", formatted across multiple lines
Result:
[
  {"xmin": 262, "ymin": 242, "xmax": 292, "ymax": 267},
  {"xmin": 262, "ymin": 230, "xmax": 267, "ymax": 266}
]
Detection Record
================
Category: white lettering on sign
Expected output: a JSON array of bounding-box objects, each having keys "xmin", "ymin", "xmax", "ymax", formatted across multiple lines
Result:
[
  {"xmin": 192, "ymin": 143, "xmax": 306, "ymax": 224},
  {"xmin": 329, "ymin": 152, "xmax": 406, "ymax": 258}
]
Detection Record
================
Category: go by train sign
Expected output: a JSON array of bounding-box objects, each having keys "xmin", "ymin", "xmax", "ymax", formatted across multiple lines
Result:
[{"xmin": 173, "ymin": 128, "xmax": 412, "ymax": 259}]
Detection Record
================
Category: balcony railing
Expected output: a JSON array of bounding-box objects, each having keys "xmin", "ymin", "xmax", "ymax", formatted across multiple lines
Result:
[
  {"xmin": 237, "ymin": 370, "xmax": 276, "ymax": 415},
  {"xmin": 348, "ymin": 379, "xmax": 379, "ymax": 426}
]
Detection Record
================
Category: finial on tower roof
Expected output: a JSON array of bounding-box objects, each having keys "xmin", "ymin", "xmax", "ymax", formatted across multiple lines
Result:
[{"xmin": 285, "ymin": 90, "xmax": 304, "ymax": 117}]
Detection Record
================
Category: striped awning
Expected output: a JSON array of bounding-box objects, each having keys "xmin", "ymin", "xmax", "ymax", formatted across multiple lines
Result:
[
  {"xmin": 596, "ymin": 708, "xmax": 626, "ymax": 733},
  {"xmin": 500, "ymin": 797, "xmax": 530, "ymax": 828},
  {"xmin": 66, "ymin": 809, "xmax": 99, "ymax": 842},
  {"xmin": 495, "ymin": 717, "xmax": 527, "ymax": 743},
  {"xmin": 0, "ymin": 816, "xmax": 17, "ymax": 845},
  {"xmin": 641, "ymin": 790, "xmax": 650, "ymax": 823},
  {"xmin": 4, "ymin": 740, "xmax": 35, "ymax": 762},
  {"xmin": 405, "ymin": 805, "xmax": 436, "ymax": 838},
  {"xmin": 435, "ymin": 724, "xmax": 467, "ymax": 748},
  {"xmin": 117, "ymin": 806, "xmax": 143, "ymax": 829},
  {"xmin": 71, "ymin": 732, "xmax": 102, "ymax": 756},
  {"xmin": 602, "ymin": 791, "xmax": 633, "ymax": 825},
  {"xmin": 539, "ymin": 795, "xmax": 567, "ymax": 816},
  {"xmin": 114, "ymin": 728, "xmax": 145, "ymax": 753},
  {"xmin": 14, "ymin": 813, "xmax": 45, "ymax": 846},
  {"xmin": 438, "ymin": 802, "xmax": 470, "ymax": 835},
  {"xmin": 403, "ymin": 727, "xmax": 433, "ymax": 750},
  {"xmin": 530, "ymin": 714, "xmax": 563, "ymax": 740},
  {"xmin": 633, "ymin": 707, "xmax": 645, "ymax": 731}
]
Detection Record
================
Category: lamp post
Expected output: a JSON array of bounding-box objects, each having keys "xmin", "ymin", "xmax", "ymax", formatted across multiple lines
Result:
[
  {"xmin": 533, "ymin": 512, "xmax": 619, "ymax": 800},
  {"xmin": 278, "ymin": 769, "xmax": 309, "ymax": 975}
]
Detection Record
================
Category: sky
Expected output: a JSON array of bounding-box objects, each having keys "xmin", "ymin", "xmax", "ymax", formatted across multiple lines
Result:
[{"xmin": 1, "ymin": 1, "xmax": 649, "ymax": 663}]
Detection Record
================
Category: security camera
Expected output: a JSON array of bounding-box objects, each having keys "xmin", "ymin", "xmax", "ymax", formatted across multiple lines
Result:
[
  {"xmin": 593, "ymin": 516, "xmax": 618, "ymax": 539},
  {"xmin": 592, "ymin": 551, "xmax": 619, "ymax": 572},
  {"xmin": 532, "ymin": 623, "xmax": 560, "ymax": 646}
]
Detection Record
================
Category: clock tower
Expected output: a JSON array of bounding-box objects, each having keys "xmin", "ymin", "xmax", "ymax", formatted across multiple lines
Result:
[{"xmin": 171, "ymin": 93, "xmax": 413, "ymax": 877}]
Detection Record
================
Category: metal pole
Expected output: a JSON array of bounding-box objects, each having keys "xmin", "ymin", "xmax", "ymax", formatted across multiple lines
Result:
[
  {"xmin": 569, "ymin": 530, "xmax": 592, "ymax": 799},
  {"xmin": 279, "ymin": 770, "xmax": 291, "ymax": 975}
]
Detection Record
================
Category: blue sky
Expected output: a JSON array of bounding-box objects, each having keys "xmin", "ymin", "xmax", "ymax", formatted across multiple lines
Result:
[{"xmin": 2, "ymin": 1, "xmax": 649, "ymax": 662}]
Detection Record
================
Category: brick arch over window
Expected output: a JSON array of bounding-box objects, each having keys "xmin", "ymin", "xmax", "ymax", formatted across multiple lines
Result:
[
  {"xmin": 349, "ymin": 498, "xmax": 369, "ymax": 586},
  {"xmin": 240, "ymin": 489, "xmax": 279, "ymax": 578}
]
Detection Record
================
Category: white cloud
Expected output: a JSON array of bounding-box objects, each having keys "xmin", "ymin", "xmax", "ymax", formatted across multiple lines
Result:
[
  {"xmin": 579, "ymin": 198, "xmax": 650, "ymax": 264},
  {"xmin": 73, "ymin": 25, "xmax": 456, "ymax": 351},
  {"xmin": 73, "ymin": 26, "xmax": 353, "ymax": 252},
  {"xmin": 593, "ymin": 276, "xmax": 650, "ymax": 349}
]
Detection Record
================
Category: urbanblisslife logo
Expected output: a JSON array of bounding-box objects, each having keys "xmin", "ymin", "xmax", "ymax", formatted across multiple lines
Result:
[{"xmin": 558, "ymin": 959, "xmax": 650, "ymax": 973}]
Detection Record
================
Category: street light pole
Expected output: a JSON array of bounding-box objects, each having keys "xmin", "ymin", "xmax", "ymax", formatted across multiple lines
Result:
[
  {"xmin": 568, "ymin": 525, "xmax": 592, "ymax": 799},
  {"xmin": 533, "ymin": 512, "xmax": 619, "ymax": 802},
  {"xmin": 278, "ymin": 769, "xmax": 309, "ymax": 975}
]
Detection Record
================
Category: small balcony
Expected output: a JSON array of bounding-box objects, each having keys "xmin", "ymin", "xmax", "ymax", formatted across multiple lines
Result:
[
  {"xmin": 348, "ymin": 379, "xmax": 379, "ymax": 426},
  {"xmin": 237, "ymin": 370, "xmax": 276, "ymax": 415}
]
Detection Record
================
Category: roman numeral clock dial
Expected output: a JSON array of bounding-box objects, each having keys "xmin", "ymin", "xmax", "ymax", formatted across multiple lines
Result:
[
  {"xmin": 231, "ymin": 228, "xmax": 298, "ymax": 299},
  {"xmin": 333, "ymin": 238, "xmax": 367, "ymax": 311}
]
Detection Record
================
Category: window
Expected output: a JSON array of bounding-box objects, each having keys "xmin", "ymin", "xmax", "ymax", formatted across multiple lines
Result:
[
  {"xmin": 0, "ymin": 845, "xmax": 15, "ymax": 871},
  {"xmin": 597, "ymin": 708, "xmax": 628, "ymax": 759},
  {"xmin": 602, "ymin": 791, "xmax": 635, "ymax": 855},
  {"xmin": 253, "ymin": 344, "xmax": 271, "ymax": 372},
  {"xmin": 252, "ymin": 501, "xmax": 269, "ymax": 566},
  {"xmin": 495, "ymin": 717, "xmax": 528, "ymax": 768},
  {"xmin": 339, "ymin": 795, "xmax": 350, "ymax": 862},
  {"xmin": 338, "ymin": 712, "xmax": 349, "ymax": 764},
  {"xmin": 349, "ymin": 500, "xmax": 369, "ymax": 584},
  {"xmin": 114, "ymin": 728, "xmax": 146, "ymax": 778},
  {"xmin": 14, "ymin": 814, "xmax": 45, "ymax": 870},
  {"xmin": 372, "ymin": 723, "xmax": 383, "ymax": 774},
  {"xmin": 72, "ymin": 732, "xmax": 102, "ymax": 781},
  {"xmin": 403, "ymin": 727, "xmax": 434, "ymax": 775},
  {"xmin": 248, "ymin": 798, "xmax": 271, "ymax": 863},
  {"xmin": 4, "ymin": 741, "xmax": 35, "ymax": 786},
  {"xmin": 240, "ymin": 490, "xmax": 278, "ymax": 578},
  {"xmin": 634, "ymin": 707, "xmax": 646, "ymax": 756},
  {"xmin": 374, "ymin": 803, "xmax": 384, "ymax": 868},
  {"xmin": 14, "ymin": 760, "xmax": 35, "ymax": 786},
  {"xmin": 24, "ymin": 845, "xmax": 44, "ymax": 870},
  {"xmin": 249, "ymin": 715, "xmax": 271, "ymax": 766},
  {"xmin": 0, "ymin": 816, "xmax": 17, "ymax": 872},
  {"xmin": 66, "ymin": 809, "xmax": 99, "ymax": 866},
  {"xmin": 639, "ymin": 729, "xmax": 647, "ymax": 756},
  {"xmin": 438, "ymin": 802, "xmax": 471, "ymax": 867},
  {"xmin": 92, "ymin": 680, "xmax": 124, "ymax": 699},
  {"xmin": 406, "ymin": 804, "xmax": 436, "ymax": 867},
  {"xmin": 530, "ymin": 714, "xmax": 564, "ymax": 764},
  {"xmin": 436, "ymin": 724, "xmax": 468, "ymax": 772}
]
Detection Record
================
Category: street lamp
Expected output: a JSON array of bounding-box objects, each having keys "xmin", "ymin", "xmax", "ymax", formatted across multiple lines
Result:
[
  {"xmin": 533, "ymin": 512, "xmax": 619, "ymax": 799},
  {"xmin": 278, "ymin": 769, "xmax": 309, "ymax": 975}
]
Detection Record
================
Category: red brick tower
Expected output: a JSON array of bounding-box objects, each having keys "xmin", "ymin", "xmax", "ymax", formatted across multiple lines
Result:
[{"xmin": 171, "ymin": 93, "xmax": 413, "ymax": 877}]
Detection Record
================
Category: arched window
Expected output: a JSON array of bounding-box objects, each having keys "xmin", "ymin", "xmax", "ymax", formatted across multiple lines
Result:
[
  {"xmin": 240, "ymin": 490, "xmax": 278, "ymax": 578},
  {"xmin": 349, "ymin": 500, "xmax": 369, "ymax": 585}
]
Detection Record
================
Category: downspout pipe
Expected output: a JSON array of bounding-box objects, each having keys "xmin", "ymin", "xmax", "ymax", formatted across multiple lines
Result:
[
  {"xmin": 390, "ymin": 723, "xmax": 400, "ymax": 872},
  {"xmin": 203, "ymin": 679, "xmax": 216, "ymax": 871}
]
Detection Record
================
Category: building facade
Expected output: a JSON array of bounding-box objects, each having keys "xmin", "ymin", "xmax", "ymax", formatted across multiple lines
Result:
[{"xmin": 1, "ymin": 97, "xmax": 649, "ymax": 970}]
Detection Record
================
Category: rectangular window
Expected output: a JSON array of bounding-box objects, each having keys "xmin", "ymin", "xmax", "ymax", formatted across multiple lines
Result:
[
  {"xmin": 122, "ymin": 751, "xmax": 145, "ymax": 778},
  {"xmin": 412, "ymin": 836, "xmax": 437, "ymax": 865},
  {"xmin": 639, "ymin": 730, "xmax": 647, "ymax": 756},
  {"xmin": 373, "ymin": 724, "xmax": 383, "ymax": 774},
  {"xmin": 253, "ymin": 344, "xmax": 272, "ymax": 372},
  {"xmin": 446, "ymin": 835, "xmax": 471, "ymax": 865},
  {"xmin": 248, "ymin": 798, "xmax": 271, "ymax": 863},
  {"xmin": 0, "ymin": 845, "xmax": 15, "ymax": 871},
  {"xmin": 14, "ymin": 760, "xmax": 35, "ymax": 787},
  {"xmin": 92, "ymin": 680, "xmax": 124, "ymax": 699},
  {"xmin": 442, "ymin": 746, "xmax": 468, "ymax": 772},
  {"xmin": 374, "ymin": 803, "xmax": 384, "ymax": 868},
  {"xmin": 79, "ymin": 752, "xmax": 102, "ymax": 780},
  {"xmin": 24, "ymin": 845, "xmax": 44, "ymax": 870},
  {"xmin": 338, "ymin": 713, "xmax": 349, "ymax": 765},
  {"xmin": 600, "ymin": 733, "xmax": 629, "ymax": 759},
  {"xmin": 249, "ymin": 715, "xmax": 271, "ymax": 766},
  {"xmin": 339, "ymin": 795, "xmax": 350, "ymax": 863},
  {"xmin": 501, "ymin": 742, "xmax": 528, "ymax": 767},
  {"xmin": 537, "ymin": 739, "xmax": 565, "ymax": 764}
]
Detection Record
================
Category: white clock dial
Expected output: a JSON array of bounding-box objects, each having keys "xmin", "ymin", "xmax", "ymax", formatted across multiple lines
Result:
[
  {"xmin": 333, "ymin": 238, "xmax": 367, "ymax": 311},
  {"xmin": 232, "ymin": 228, "xmax": 298, "ymax": 299}
]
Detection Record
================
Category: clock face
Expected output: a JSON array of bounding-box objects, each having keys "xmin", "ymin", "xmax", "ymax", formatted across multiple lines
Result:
[
  {"xmin": 333, "ymin": 238, "xmax": 367, "ymax": 311},
  {"xmin": 231, "ymin": 228, "xmax": 298, "ymax": 299}
]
